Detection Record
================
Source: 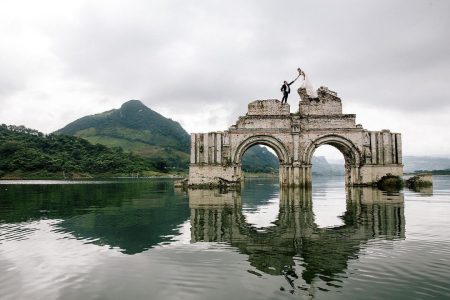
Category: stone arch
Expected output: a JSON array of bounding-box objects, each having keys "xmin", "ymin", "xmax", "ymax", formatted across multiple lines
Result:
[
  {"xmin": 303, "ymin": 134, "xmax": 361, "ymax": 166},
  {"xmin": 189, "ymin": 98, "xmax": 403, "ymax": 187},
  {"xmin": 302, "ymin": 134, "xmax": 362, "ymax": 185},
  {"xmin": 233, "ymin": 135, "xmax": 290, "ymax": 165}
]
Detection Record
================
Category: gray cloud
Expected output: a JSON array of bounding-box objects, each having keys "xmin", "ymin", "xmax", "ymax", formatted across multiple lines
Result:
[
  {"xmin": 0, "ymin": 0, "xmax": 449, "ymax": 155},
  {"xmin": 42, "ymin": 0, "xmax": 450, "ymax": 109}
]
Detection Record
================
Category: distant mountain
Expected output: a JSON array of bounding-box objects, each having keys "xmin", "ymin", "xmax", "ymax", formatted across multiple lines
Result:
[
  {"xmin": 312, "ymin": 156, "xmax": 344, "ymax": 176},
  {"xmin": 55, "ymin": 100, "xmax": 190, "ymax": 170},
  {"xmin": 403, "ymin": 156, "xmax": 450, "ymax": 173}
]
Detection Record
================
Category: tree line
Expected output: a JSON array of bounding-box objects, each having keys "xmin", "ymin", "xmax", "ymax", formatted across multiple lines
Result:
[{"xmin": 0, "ymin": 124, "xmax": 171, "ymax": 178}]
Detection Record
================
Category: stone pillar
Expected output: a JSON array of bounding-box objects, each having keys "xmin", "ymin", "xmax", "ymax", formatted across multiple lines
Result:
[
  {"xmin": 216, "ymin": 132, "xmax": 222, "ymax": 164},
  {"xmin": 396, "ymin": 134, "xmax": 402, "ymax": 164},
  {"xmin": 293, "ymin": 134, "xmax": 300, "ymax": 162},
  {"xmin": 203, "ymin": 133, "xmax": 209, "ymax": 164},
  {"xmin": 370, "ymin": 132, "xmax": 377, "ymax": 164},
  {"xmin": 382, "ymin": 131, "xmax": 392, "ymax": 164},
  {"xmin": 209, "ymin": 133, "xmax": 215, "ymax": 163},
  {"xmin": 296, "ymin": 164, "xmax": 312, "ymax": 187},
  {"xmin": 190, "ymin": 133, "xmax": 196, "ymax": 164},
  {"xmin": 196, "ymin": 133, "xmax": 202, "ymax": 164},
  {"xmin": 279, "ymin": 165, "xmax": 285, "ymax": 186},
  {"xmin": 293, "ymin": 165, "xmax": 301, "ymax": 186},
  {"xmin": 377, "ymin": 133, "xmax": 383, "ymax": 164},
  {"xmin": 290, "ymin": 166, "xmax": 295, "ymax": 186}
]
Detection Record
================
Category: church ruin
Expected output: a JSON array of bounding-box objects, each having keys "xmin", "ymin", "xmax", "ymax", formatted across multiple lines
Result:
[{"xmin": 189, "ymin": 85, "xmax": 403, "ymax": 187}]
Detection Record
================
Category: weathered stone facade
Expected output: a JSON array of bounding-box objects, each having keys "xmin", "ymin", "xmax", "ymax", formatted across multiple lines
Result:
[{"xmin": 189, "ymin": 87, "xmax": 403, "ymax": 186}]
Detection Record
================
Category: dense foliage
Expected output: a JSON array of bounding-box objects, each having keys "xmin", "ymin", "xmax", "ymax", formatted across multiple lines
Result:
[{"xmin": 0, "ymin": 124, "xmax": 160, "ymax": 178}]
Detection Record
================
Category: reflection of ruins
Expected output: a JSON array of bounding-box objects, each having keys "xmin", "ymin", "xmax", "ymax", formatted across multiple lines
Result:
[{"xmin": 189, "ymin": 187, "xmax": 404, "ymax": 285}]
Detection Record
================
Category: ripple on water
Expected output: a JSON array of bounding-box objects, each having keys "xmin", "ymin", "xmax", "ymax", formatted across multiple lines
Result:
[
  {"xmin": 339, "ymin": 238, "xmax": 450, "ymax": 299},
  {"xmin": 0, "ymin": 223, "xmax": 39, "ymax": 243}
]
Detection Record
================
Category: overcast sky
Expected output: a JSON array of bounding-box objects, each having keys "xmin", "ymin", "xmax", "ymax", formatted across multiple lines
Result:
[{"xmin": 1, "ymin": 0, "xmax": 449, "ymax": 158}]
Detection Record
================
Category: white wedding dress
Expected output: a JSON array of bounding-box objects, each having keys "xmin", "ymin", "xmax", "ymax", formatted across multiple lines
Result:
[{"xmin": 300, "ymin": 73, "xmax": 318, "ymax": 98}]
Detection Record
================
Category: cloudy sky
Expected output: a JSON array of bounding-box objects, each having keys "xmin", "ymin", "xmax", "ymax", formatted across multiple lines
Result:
[{"xmin": 0, "ymin": 0, "xmax": 449, "ymax": 157}]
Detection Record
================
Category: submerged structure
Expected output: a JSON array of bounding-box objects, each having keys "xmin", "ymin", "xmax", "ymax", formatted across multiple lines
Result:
[{"xmin": 189, "ymin": 85, "xmax": 403, "ymax": 187}]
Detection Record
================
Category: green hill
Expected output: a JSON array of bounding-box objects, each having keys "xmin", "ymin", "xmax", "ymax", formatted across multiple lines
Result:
[
  {"xmin": 0, "ymin": 124, "xmax": 158, "ymax": 179},
  {"xmin": 242, "ymin": 146, "xmax": 279, "ymax": 173},
  {"xmin": 55, "ymin": 100, "xmax": 190, "ymax": 170}
]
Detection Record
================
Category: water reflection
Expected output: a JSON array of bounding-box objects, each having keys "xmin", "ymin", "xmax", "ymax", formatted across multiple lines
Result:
[
  {"xmin": 409, "ymin": 185, "xmax": 433, "ymax": 196},
  {"xmin": 0, "ymin": 180, "xmax": 190, "ymax": 254},
  {"xmin": 3, "ymin": 178, "xmax": 450, "ymax": 299},
  {"xmin": 189, "ymin": 185, "xmax": 405, "ymax": 290}
]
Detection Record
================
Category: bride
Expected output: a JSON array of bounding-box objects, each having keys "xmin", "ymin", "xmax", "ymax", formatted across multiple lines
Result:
[{"xmin": 297, "ymin": 68, "xmax": 318, "ymax": 99}]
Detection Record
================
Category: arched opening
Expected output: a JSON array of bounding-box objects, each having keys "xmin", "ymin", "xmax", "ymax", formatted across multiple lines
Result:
[
  {"xmin": 233, "ymin": 135, "xmax": 290, "ymax": 186},
  {"xmin": 303, "ymin": 135, "xmax": 361, "ymax": 186},
  {"xmin": 235, "ymin": 138, "xmax": 287, "ymax": 228},
  {"xmin": 241, "ymin": 145, "xmax": 280, "ymax": 177},
  {"xmin": 312, "ymin": 145, "xmax": 345, "ymax": 183}
]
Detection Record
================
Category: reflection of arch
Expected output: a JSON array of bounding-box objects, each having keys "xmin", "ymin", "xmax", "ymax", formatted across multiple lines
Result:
[
  {"xmin": 189, "ymin": 184, "xmax": 405, "ymax": 288},
  {"xmin": 233, "ymin": 135, "xmax": 290, "ymax": 164},
  {"xmin": 303, "ymin": 134, "xmax": 361, "ymax": 166}
]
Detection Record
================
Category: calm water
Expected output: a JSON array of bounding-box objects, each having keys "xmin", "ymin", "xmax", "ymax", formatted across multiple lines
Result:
[{"xmin": 0, "ymin": 176, "xmax": 449, "ymax": 300}]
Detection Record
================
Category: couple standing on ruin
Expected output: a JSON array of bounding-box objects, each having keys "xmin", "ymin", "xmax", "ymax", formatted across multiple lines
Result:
[{"xmin": 281, "ymin": 68, "xmax": 318, "ymax": 104}]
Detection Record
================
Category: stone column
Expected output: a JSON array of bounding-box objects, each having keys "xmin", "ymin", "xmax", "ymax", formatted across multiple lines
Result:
[
  {"xmin": 203, "ymin": 133, "xmax": 209, "ymax": 164},
  {"xmin": 216, "ymin": 132, "xmax": 222, "ymax": 164},
  {"xmin": 196, "ymin": 133, "xmax": 202, "ymax": 164},
  {"xmin": 370, "ymin": 132, "xmax": 377, "ymax": 164},
  {"xmin": 396, "ymin": 134, "xmax": 402, "ymax": 164},
  {"xmin": 293, "ymin": 165, "xmax": 301, "ymax": 186},
  {"xmin": 190, "ymin": 133, "xmax": 196, "ymax": 164},
  {"xmin": 377, "ymin": 133, "xmax": 383, "ymax": 164}
]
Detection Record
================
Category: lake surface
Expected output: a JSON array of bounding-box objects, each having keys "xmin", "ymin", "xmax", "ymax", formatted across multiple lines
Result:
[{"xmin": 1, "ymin": 176, "xmax": 450, "ymax": 300}]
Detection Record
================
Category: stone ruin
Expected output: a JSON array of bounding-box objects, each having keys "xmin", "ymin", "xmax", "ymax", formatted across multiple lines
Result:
[{"xmin": 189, "ymin": 84, "xmax": 403, "ymax": 187}]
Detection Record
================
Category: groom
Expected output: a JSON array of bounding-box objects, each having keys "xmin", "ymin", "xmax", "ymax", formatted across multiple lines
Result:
[
  {"xmin": 280, "ymin": 80, "xmax": 295, "ymax": 104},
  {"xmin": 280, "ymin": 69, "xmax": 302, "ymax": 104}
]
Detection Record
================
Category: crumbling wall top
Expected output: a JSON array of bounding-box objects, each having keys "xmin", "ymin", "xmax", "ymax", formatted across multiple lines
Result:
[
  {"xmin": 299, "ymin": 86, "xmax": 343, "ymax": 116},
  {"xmin": 247, "ymin": 99, "xmax": 290, "ymax": 116}
]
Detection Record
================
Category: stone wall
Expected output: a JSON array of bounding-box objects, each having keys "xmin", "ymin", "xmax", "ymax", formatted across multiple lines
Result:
[{"xmin": 247, "ymin": 99, "xmax": 290, "ymax": 116}]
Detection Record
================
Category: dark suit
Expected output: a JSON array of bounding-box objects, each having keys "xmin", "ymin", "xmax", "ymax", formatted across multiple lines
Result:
[{"xmin": 281, "ymin": 80, "xmax": 295, "ymax": 103}]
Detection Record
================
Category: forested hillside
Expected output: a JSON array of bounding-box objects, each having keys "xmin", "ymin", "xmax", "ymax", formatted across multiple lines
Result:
[
  {"xmin": 55, "ymin": 100, "xmax": 190, "ymax": 170},
  {"xmin": 0, "ymin": 125, "xmax": 160, "ymax": 179}
]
